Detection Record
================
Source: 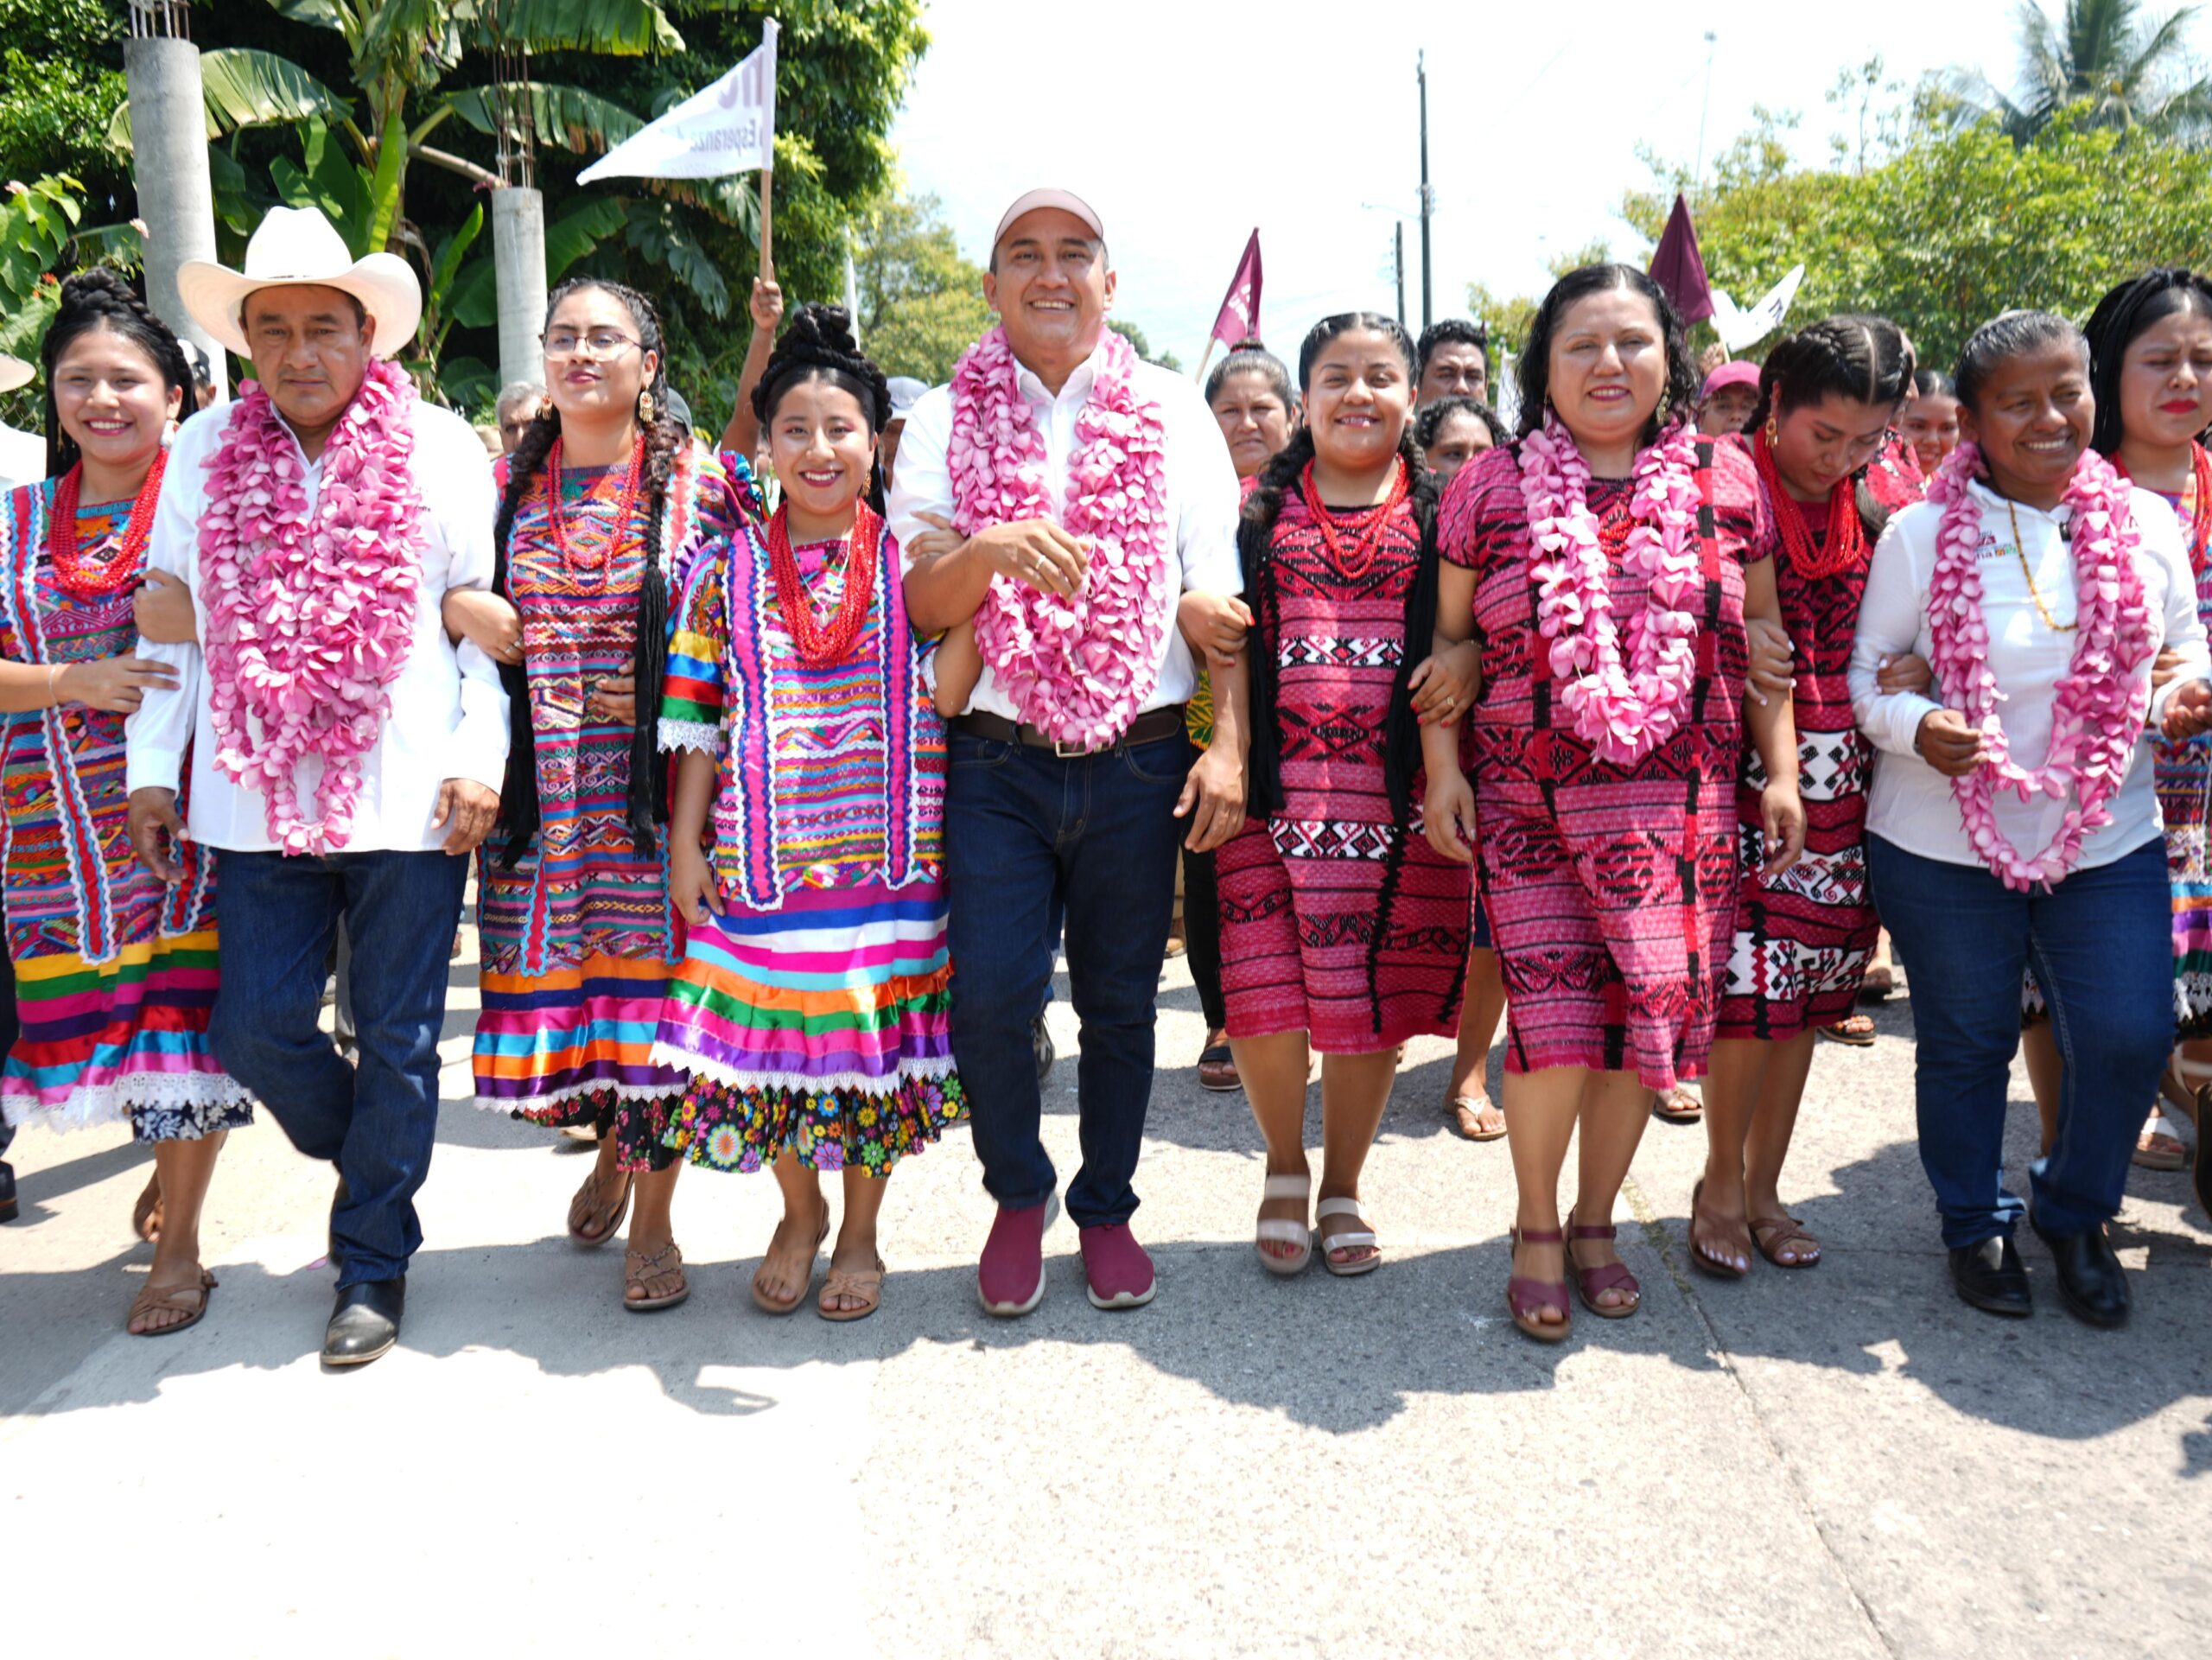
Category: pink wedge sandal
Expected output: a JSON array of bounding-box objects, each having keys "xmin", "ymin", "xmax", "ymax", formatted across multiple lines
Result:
[{"xmin": 1506, "ymin": 1224, "xmax": 1572, "ymax": 1343}]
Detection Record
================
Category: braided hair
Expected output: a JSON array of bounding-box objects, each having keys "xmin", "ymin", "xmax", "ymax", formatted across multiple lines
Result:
[
  {"xmin": 753, "ymin": 302, "xmax": 892, "ymax": 434},
  {"xmin": 491, "ymin": 277, "xmax": 687, "ymax": 865},
  {"xmin": 41, "ymin": 269, "xmax": 191, "ymax": 477},
  {"xmin": 1240, "ymin": 311, "xmax": 1450, "ymax": 1037},
  {"xmin": 1748, "ymin": 314, "xmax": 1916, "ymax": 542}
]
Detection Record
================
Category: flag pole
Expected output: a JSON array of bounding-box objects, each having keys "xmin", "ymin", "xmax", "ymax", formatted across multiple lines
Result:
[
  {"xmin": 759, "ymin": 168, "xmax": 774, "ymax": 279},
  {"xmin": 1192, "ymin": 335, "xmax": 1219, "ymax": 384}
]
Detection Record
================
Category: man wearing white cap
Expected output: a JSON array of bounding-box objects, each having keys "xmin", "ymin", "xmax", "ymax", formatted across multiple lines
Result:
[
  {"xmin": 890, "ymin": 186, "xmax": 1249, "ymax": 1315},
  {"xmin": 124, "ymin": 205, "xmax": 509, "ymax": 1367}
]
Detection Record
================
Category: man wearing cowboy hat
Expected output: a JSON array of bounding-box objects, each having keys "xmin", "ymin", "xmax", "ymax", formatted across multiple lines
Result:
[
  {"xmin": 0, "ymin": 352, "xmax": 44, "ymax": 490},
  {"xmin": 124, "ymin": 205, "xmax": 509, "ymax": 1367}
]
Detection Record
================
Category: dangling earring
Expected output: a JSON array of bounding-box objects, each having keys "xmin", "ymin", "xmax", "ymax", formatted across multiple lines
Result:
[
  {"xmin": 535, "ymin": 397, "xmax": 554, "ymax": 421},
  {"xmin": 1656, "ymin": 388, "xmax": 1672, "ymax": 423},
  {"xmin": 638, "ymin": 390, "xmax": 656, "ymax": 423},
  {"xmin": 1764, "ymin": 413, "xmax": 1780, "ymax": 446}
]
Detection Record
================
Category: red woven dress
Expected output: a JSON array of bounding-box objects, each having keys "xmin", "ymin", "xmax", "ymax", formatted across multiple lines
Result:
[{"xmin": 1438, "ymin": 437, "xmax": 1764, "ymax": 1091}]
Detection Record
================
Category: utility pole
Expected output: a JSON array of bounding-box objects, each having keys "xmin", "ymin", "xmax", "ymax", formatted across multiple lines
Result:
[
  {"xmin": 1694, "ymin": 30, "xmax": 1718, "ymax": 187},
  {"xmin": 124, "ymin": 1, "xmax": 226, "ymax": 398},
  {"xmin": 1394, "ymin": 222, "xmax": 1406, "ymax": 329},
  {"xmin": 489, "ymin": 8, "xmax": 549, "ymax": 392},
  {"xmin": 1417, "ymin": 50, "xmax": 1434, "ymax": 332}
]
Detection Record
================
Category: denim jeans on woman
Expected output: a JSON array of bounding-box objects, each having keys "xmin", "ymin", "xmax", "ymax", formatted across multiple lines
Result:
[
  {"xmin": 944, "ymin": 728, "xmax": 1194, "ymax": 1228},
  {"xmin": 1868, "ymin": 834, "xmax": 2171, "ymax": 1248},
  {"xmin": 211, "ymin": 849, "xmax": 468, "ymax": 1287}
]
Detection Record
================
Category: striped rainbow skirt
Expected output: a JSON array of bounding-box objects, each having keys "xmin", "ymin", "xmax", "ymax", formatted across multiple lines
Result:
[
  {"xmin": 651, "ymin": 878, "xmax": 963, "ymax": 1176},
  {"xmin": 2, "ymin": 927, "xmax": 253, "ymax": 1142}
]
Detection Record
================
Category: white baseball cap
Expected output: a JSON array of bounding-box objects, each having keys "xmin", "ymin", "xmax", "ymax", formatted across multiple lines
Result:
[{"xmin": 992, "ymin": 188, "xmax": 1105, "ymax": 249}]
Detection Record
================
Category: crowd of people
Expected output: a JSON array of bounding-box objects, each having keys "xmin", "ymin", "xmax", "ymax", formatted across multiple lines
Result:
[{"xmin": 3, "ymin": 179, "xmax": 2209, "ymax": 1364}]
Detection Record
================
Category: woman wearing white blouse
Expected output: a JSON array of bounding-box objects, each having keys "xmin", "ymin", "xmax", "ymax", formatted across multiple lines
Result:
[{"xmin": 1851, "ymin": 309, "xmax": 2212, "ymax": 1327}]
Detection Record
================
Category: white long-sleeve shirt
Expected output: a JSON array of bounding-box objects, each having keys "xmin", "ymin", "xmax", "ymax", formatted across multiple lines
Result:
[
  {"xmin": 1849, "ymin": 477, "xmax": 2211, "ymax": 871},
  {"xmin": 886, "ymin": 335, "xmax": 1243, "ymax": 722},
  {"xmin": 125, "ymin": 392, "xmax": 510, "ymax": 854}
]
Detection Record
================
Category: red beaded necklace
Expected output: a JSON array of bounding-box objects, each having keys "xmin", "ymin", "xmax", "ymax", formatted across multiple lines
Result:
[
  {"xmin": 1298, "ymin": 457, "xmax": 1410, "ymax": 581},
  {"xmin": 768, "ymin": 499, "xmax": 880, "ymax": 668},
  {"xmin": 1755, "ymin": 428, "xmax": 1865, "ymax": 582},
  {"xmin": 544, "ymin": 434, "xmax": 645, "ymax": 590},
  {"xmin": 2115, "ymin": 442, "xmax": 2212, "ymax": 576},
  {"xmin": 48, "ymin": 452, "xmax": 166, "ymax": 600}
]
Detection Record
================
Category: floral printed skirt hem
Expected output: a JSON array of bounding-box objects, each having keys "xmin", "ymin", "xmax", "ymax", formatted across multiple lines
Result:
[
  {"xmin": 663, "ymin": 1065, "xmax": 967, "ymax": 1177},
  {"xmin": 508, "ymin": 1084, "xmax": 681, "ymax": 1173}
]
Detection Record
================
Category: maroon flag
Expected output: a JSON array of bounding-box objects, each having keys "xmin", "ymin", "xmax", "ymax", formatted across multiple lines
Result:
[
  {"xmin": 1647, "ymin": 194, "xmax": 1714, "ymax": 326},
  {"xmin": 1209, "ymin": 229, "xmax": 1263, "ymax": 348}
]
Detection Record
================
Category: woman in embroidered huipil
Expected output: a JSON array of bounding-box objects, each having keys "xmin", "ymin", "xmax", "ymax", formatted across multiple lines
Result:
[
  {"xmin": 0, "ymin": 270, "xmax": 252, "ymax": 1335},
  {"xmin": 653, "ymin": 304, "xmax": 962, "ymax": 1324},
  {"xmin": 453, "ymin": 278, "xmax": 741, "ymax": 1313}
]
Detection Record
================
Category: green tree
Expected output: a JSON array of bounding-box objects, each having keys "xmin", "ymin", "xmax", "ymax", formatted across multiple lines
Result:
[
  {"xmin": 0, "ymin": 0, "xmax": 129, "ymax": 209},
  {"xmin": 851, "ymin": 193, "xmax": 989, "ymax": 385},
  {"xmin": 1947, "ymin": 0, "xmax": 2212, "ymax": 143},
  {"xmin": 1623, "ymin": 99, "xmax": 2212, "ymax": 372}
]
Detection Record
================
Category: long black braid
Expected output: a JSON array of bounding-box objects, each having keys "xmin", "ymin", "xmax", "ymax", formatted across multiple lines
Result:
[
  {"xmin": 491, "ymin": 277, "xmax": 686, "ymax": 866},
  {"xmin": 1240, "ymin": 311, "xmax": 1446, "ymax": 1036}
]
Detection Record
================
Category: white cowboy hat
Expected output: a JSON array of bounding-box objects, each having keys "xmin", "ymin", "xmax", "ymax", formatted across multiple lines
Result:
[
  {"xmin": 0, "ymin": 354, "xmax": 31, "ymax": 395},
  {"xmin": 178, "ymin": 206, "xmax": 422, "ymax": 360}
]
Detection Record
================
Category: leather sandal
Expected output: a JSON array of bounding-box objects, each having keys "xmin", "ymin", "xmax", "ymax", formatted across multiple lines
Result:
[
  {"xmin": 1689, "ymin": 1178, "xmax": 1751, "ymax": 1279},
  {"xmin": 622, "ymin": 1242, "xmax": 689, "ymax": 1312},
  {"xmin": 1450, "ymin": 1093, "xmax": 1508, "ymax": 1142},
  {"xmin": 1651, "ymin": 1087, "xmax": 1702, "ymax": 1123},
  {"xmin": 1506, "ymin": 1225, "xmax": 1572, "ymax": 1342},
  {"xmin": 817, "ymin": 1257, "xmax": 886, "ymax": 1322},
  {"xmin": 567, "ymin": 1167, "xmax": 632, "ymax": 1247},
  {"xmin": 1315, "ymin": 1195, "xmax": 1381, "ymax": 1277},
  {"xmin": 1819, "ymin": 1014, "xmax": 1878, "ymax": 1046},
  {"xmin": 751, "ymin": 1216, "xmax": 831, "ymax": 1314},
  {"xmin": 1749, "ymin": 1213, "xmax": 1822, "ymax": 1269},
  {"xmin": 132, "ymin": 1172, "xmax": 162, "ymax": 1243},
  {"xmin": 1197, "ymin": 1031, "xmax": 1241, "ymax": 1092},
  {"xmin": 127, "ymin": 1268, "xmax": 216, "ymax": 1337},
  {"xmin": 1254, "ymin": 1173, "xmax": 1313, "ymax": 1276},
  {"xmin": 1565, "ymin": 1210, "xmax": 1640, "ymax": 1317},
  {"xmin": 2135, "ymin": 1109, "xmax": 2188, "ymax": 1171}
]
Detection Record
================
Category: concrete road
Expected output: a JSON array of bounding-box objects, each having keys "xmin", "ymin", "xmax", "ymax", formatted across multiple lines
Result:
[{"xmin": 3, "ymin": 938, "xmax": 2206, "ymax": 1659}]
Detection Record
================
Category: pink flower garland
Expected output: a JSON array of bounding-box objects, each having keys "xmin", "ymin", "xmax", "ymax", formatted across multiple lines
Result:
[
  {"xmin": 945, "ymin": 326, "xmax": 1172, "ymax": 749},
  {"xmin": 1923, "ymin": 442, "xmax": 2155, "ymax": 892},
  {"xmin": 1516, "ymin": 412, "xmax": 1704, "ymax": 765},
  {"xmin": 196, "ymin": 359, "xmax": 424, "ymax": 855}
]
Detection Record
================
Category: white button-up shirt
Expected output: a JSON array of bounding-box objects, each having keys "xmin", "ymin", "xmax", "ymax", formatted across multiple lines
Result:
[
  {"xmin": 125, "ymin": 392, "xmax": 510, "ymax": 854},
  {"xmin": 1850, "ymin": 478, "xmax": 2211, "ymax": 871},
  {"xmin": 887, "ymin": 334, "xmax": 1243, "ymax": 722}
]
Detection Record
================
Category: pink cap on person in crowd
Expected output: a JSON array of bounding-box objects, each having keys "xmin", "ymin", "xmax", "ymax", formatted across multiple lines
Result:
[
  {"xmin": 993, "ymin": 188, "xmax": 1105, "ymax": 247},
  {"xmin": 1700, "ymin": 359, "xmax": 1761, "ymax": 400}
]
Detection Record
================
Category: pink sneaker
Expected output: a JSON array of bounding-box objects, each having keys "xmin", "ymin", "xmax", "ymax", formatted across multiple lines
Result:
[
  {"xmin": 1079, "ymin": 1223, "xmax": 1156, "ymax": 1310},
  {"xmin": 977, "ymin": 1201, "xmax": 1052, "ymax": 1317}
]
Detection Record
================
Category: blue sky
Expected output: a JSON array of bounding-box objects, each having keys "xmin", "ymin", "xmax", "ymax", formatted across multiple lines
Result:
[{"xmin": 892, "ymin": 1, "xmax": 2142, "ymax": 365}]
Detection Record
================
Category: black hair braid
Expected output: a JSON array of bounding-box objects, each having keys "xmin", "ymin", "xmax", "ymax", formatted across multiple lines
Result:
[
  {"xmin": 1237, "ymin": 424, "xmax": 1316, "ymax": 820},
  {"xmin": 491, "ymin": 402, "xmax": 560, "ymax": 867},
  {"xmin": 41, "ymin": 268, "xmax": 191, "ymax": 478},
  {"xmin": 753, "ymin": 302, "xmax": 893, "ymax": 434},
  {"xmin": 625, "ymin": 407, "xmax": 687, "ymax": 856}
]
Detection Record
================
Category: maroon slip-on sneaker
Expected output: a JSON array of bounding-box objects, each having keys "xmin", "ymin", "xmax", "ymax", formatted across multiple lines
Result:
[
  {"xmin": 977, "ymin": 1201, "xmax": 1052, "ymax": 1317},
  {"xmin": 1078, "ymin": 1223, "xmax": 1156, "ymax": 1310}
]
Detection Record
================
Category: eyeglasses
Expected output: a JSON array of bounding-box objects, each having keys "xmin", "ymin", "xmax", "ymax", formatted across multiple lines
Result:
[{"xmin": 541, "ymin": 328, "xmax": 643, "ymax": 360}]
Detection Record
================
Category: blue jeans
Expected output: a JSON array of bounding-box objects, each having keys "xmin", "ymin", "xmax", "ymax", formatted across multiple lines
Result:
[
  {"xmin": 1868, "ymin": 834, "xmax": 2171, "ymax": 1247},
  {"xmin": 212, "ymin": 849, "xmax": 468, "ymax": 1287},
  {"xmin": 945, "ymin": 728, "xmax": 1194, "ymax": 1228}
]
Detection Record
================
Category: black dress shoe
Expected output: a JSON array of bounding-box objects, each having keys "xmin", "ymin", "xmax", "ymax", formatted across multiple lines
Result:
[
  {"xmin": 2032, "ymin": 1218, "xmax": 2130, "ymax": 1328},
  {"xmin": 1949, "ymin": 1236, "xmax": 2031, "ymax": 1317},
  {"xmin": 0, "ymin": 1160, "xmax": 16, "ymax": 1224},
  {"xmin": 323, "ymin": 1276, "xmax": 405, "ymax": 1367}
]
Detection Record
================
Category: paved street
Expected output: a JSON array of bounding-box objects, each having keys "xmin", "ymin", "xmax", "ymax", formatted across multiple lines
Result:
[{"xmin": 3, "ymin": 933, "xmax": 2207, "ymax": 1659}]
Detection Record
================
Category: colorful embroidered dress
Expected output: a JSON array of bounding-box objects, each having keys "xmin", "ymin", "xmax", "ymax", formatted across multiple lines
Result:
[
  {"xmin": 470, "ymin": 447, "xmax": 736, "ymax": 1169},
  {"xmin": 1439, "ymin": 437, "xmax": 1762, "ymax": 1091},
  {"xmin": 1717, "ymin": 436, "xmax": 1923, "ymax": 1040},
  {"xmin": 652, "ymin": 511, "xmax": 963, "ymax": 1174},
  {"xmin": 0, "ymin": 482, "xmax": 251, "ymax": 1138},
  {"xmin": 2140, "ymin": 470, "xmax": 2212, "ymax": 1036},
  {"xmin": 1217, "ymin": 489, "xmax": 1471, "ymax": 1052}
]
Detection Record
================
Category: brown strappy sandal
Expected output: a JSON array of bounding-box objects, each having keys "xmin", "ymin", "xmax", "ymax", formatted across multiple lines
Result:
[
  {"xmin": 622, "ymin": 1242, "xmax": 689, "ymax": 1312},
  {"xmin": 127, "ymin": 1268, "xmax": 216, "ymax": 1337},
  {"xmin": 818, "ymin": 1257, "xmax": 886, "ymax": 1323},
  {"xmin": 567, "ymin": 1167, "xmax": 632, "ymax": 1247},
  {"xmin": 750, "ymin": 1216, "xmax": 831, "ymax": 1315},
  {"xmin": 1748, "ymin": 1213, "xmax": 1822, "ymax": 1269},
  {"xmin": 1688, "ymin": 1179, "xmax": 1752, "ymax": 1279}
]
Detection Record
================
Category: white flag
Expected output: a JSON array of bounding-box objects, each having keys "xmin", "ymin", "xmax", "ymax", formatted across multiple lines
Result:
[
  {"xmin": 579, "ymin": 21, "xmax": 779, "ymax": 184},
  {"xmin": 1494, "ymin": 347, "xmax": 1522, "ymax": 432},
  {"xmin": 1710, "ymin": 264, "xmax": 1805, "ymax": 354}
]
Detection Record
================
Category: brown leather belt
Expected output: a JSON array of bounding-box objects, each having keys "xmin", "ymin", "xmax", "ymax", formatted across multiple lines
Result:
[{"xmin": 953, "ymin": 704, "xmax": 1188, "ymax": 758}]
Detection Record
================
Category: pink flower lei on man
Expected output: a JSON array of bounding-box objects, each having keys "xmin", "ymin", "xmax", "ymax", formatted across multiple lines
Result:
[
  {"xmin": 196, "ymin": 357, "xmax": 424, "ymax": 855},
  {"xmin": 1923, "ymin": 440, "xmax": 2154, "ymax": 892},
  {"xmin": 944, "ymin": 324, "xmax": 1172, "ymax": 750},
  {"xmin": 1516, "ymin": 410, "xmax": 1705, "ymax": 765}
]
